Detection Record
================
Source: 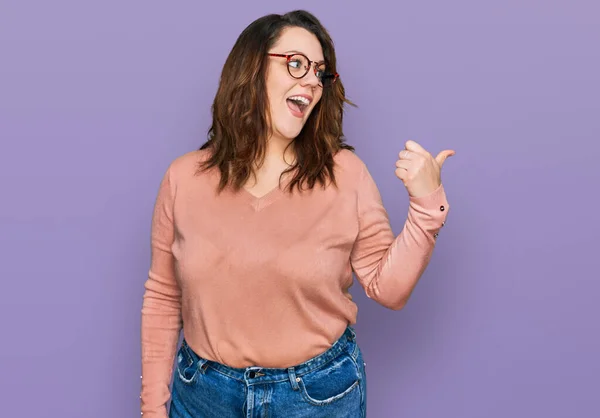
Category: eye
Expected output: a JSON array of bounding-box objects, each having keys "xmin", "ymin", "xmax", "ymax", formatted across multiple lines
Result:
[{"xmin": 288, "ymin": 59, "xmax": 303, "ymax": 69}]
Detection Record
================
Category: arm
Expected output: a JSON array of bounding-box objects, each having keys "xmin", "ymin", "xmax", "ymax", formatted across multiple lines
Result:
[
  {"xmin": 140, "ymin": 166, "xmax": 182, "ymax": 418},
  {"xmin": 350, "ymin": 162, "xmax": 449, "ymax": 310}
]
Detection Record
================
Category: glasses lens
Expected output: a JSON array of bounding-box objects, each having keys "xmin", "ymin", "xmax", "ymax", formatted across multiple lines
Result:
[
  {"xmin": 287, "ymin": 54, "xmax": 337, "ymax": 87},
  {"xmin": 287, "ymin": 54, "xmax": 309, "ymax": 78}
]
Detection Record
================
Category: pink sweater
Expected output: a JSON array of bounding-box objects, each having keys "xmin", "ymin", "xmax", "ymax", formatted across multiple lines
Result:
[{"xmin": 140, "ymin": 148, "xmax": 450, "ymax": 417}]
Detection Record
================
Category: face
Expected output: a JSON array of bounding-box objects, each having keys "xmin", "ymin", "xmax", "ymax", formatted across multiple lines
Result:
[{"xmin": 265, "ymin": 26, "xmax": 325, "ymax": 142}]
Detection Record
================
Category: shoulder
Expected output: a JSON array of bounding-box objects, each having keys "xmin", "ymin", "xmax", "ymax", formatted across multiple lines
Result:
[
  {"xmin": 163, "ymin": 149, "xmax": 212, "ymax": 182},
  {"xmin": 332, "ymin": 149, "xmax": 384, "ymax": 200},
  {"xmin": 153, "ymin": 149, "xmax": 216, "ymax": 199},
  {"xmin": 333, "ymin": 148, "xmax": 368, "ymax": 182}
]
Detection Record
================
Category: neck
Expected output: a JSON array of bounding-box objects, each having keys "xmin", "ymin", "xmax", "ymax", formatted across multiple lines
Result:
[{"xmin": 262, "ymin": 133, "xmax": 296, "ymax": 168}]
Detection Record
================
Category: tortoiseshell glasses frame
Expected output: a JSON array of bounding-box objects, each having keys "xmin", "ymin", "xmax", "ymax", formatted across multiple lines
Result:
[{"xmin": 268, "ymin": 53, "xmax": 339, "ymax": 87}]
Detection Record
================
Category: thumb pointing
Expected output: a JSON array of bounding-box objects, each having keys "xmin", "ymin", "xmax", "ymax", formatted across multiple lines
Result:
[{"xmin": 435, "ymin": 150, "xmax": 455, "ymax": 167}]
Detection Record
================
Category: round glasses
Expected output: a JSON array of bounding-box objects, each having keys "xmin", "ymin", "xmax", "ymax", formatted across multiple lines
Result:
[{"xmin": 268, "ymin": 53, "xmax": 338, "ymax": 87}]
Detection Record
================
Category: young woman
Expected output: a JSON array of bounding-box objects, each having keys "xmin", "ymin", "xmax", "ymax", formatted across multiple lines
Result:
[{"xmin": 140, "ymin": 9, "xmax": 453, "ymax": 418}]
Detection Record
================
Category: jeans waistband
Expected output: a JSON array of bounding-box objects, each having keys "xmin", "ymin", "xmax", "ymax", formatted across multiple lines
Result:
[{"xmin": 181, "ymin": 326, "xmax": 358, "ymax": 386}]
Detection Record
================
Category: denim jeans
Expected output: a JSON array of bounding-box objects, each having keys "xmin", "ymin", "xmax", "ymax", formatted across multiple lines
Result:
[{"xmin": 169, "ymin": 326, "xmax": 367, "ymax": 417}]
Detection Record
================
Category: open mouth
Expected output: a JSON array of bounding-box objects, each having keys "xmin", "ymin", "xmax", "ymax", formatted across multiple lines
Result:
[{"xmin": 286, "ymin": 95, "xmax": 312, "ymax": 117}]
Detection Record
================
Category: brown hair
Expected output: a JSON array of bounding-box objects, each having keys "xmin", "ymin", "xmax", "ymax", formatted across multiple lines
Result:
[{"xmin": 197, "ymin": 10, "xmax": 355, "ymax": 193}]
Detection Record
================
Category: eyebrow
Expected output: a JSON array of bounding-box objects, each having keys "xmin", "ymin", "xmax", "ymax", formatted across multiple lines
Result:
[{"xmin": 284, "ymin": 50, "xmax": 325, "ymax": 64}]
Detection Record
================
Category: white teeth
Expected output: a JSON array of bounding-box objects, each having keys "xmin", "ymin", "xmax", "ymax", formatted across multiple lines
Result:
[{"xmin": 288, "ymin": 95, "xmax": 310, "ymax": 106}]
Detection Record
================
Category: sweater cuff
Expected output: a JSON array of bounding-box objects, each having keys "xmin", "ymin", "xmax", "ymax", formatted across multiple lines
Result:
[
  {"xmin": 409, "ymin": 183, "xmax": 446, "ymax": 207},
  {"xmin": 408, "ymin": 184, "xmax": 450, "ymax": 238}
]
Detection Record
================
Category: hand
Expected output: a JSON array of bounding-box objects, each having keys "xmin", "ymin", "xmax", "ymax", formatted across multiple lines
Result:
[{"xmin": 395, "ymin": 140, "xmax": 455, "ymax": 198}]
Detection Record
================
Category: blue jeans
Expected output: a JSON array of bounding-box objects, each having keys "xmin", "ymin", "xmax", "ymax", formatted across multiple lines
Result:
[{"xmin": 169, "ymin": 326, "xmax": 367, "ymax": 417}]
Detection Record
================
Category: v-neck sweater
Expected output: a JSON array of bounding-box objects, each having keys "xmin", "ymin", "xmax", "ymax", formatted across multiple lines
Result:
[{"xmin": 140, "ymin": 148, "xmax": 450, "ymax": 417}]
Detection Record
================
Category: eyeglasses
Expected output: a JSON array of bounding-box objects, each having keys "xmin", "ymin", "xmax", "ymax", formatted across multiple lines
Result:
[{"xmin": 268, "ymin": 53, "xmax": 339, "ymax": 87}]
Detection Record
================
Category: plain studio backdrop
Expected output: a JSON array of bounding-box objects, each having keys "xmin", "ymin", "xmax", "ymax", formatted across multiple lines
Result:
[{"xmin": 1, "ymin": 1, "xmax": 598, "ymax": 417}]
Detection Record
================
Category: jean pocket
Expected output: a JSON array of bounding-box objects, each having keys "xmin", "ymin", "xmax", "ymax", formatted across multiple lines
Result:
[
  {"xmin": 298, "ymin": 352, "xmax": 362, "ymax": 406},
  {"xmin": 175, "ymin": 341, "xmax": 204, "ymax": 385}
]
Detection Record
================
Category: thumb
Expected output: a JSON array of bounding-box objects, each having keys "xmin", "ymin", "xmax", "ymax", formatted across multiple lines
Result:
[{"xmin": 435, "ymin": 150, "xmax": 455, "ymax": 167}]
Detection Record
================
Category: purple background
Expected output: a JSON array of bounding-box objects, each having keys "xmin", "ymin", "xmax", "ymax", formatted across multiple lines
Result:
[{"xmin": 1, "ymin": 1, "xmax": 599, "ymax": 417}]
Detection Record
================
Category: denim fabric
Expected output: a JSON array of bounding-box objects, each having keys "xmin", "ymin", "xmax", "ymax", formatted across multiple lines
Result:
[{"xmin": 169, "ymin": 326, "xmax": 367, "ymax": 417}]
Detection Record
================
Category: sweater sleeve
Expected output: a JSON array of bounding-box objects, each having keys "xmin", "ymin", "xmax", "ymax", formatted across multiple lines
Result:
[
  {"xmin": 140, "ymin": 166, "xmax": 182, "ymax": 418},
  {"xmin": 350, "ymin": 162, "xmax": 450, "ymax": 310}
]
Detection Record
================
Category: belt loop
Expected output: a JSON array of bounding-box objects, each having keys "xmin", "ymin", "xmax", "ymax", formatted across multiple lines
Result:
[
  {"xmin": 180, "ymin": 342, "xmax": 193, "ymax": 366},
  {"xmin": 197, "ymin": 358, "xmax": 209, "ymax": 374},
  {"xmin": 287, "ymin": 367, "xmax": 300, "ymax": 391},
  {"xmin": 347, "ymin": 326, "xmax": 356, "ymax": 341}
]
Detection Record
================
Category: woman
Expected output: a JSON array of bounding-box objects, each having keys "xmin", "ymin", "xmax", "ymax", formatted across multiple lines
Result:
[{"xmin": 140, "ymin": 9, "xmax": 453, "ymax": 418}]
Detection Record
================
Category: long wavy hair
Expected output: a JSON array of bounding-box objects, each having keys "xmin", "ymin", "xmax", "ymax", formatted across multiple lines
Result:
[{"xmin": 197, "ymin": 10, "xmax": 355, "ymax": 193}]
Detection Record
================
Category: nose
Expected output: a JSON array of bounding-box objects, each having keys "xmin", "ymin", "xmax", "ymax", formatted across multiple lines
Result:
[{"xmin": 300, "ymin": 65, "xmax": 320, "ymax": 88}]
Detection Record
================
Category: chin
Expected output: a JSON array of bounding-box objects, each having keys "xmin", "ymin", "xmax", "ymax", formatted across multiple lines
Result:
[
  {"xmin": 278, "ymin": 126, "xmax": 304, "ymax": 140},
  {"xmin": 273, "ymin": 119, "xmax": 308, "ymax": 141},
  {"xmin": 271, "ymin": 107, "xmax": 315, "ymax": 141}
]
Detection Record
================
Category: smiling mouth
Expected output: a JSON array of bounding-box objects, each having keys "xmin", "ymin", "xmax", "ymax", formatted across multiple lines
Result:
[{"xmin": 286, "ymin": 95, "xmax": 312, "ymax": 117}]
